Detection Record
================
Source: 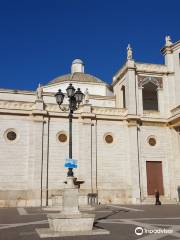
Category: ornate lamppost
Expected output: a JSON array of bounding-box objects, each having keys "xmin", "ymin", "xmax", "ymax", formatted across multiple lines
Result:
[{"xmin": 55, "ymin": 83, "xmax": 84, "ymax": 177}]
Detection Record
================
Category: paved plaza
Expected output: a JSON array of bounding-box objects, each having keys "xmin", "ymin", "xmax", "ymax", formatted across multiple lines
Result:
[{"xmin": 0, "ymin": 204, "xmax": 180, "ymax": 240}]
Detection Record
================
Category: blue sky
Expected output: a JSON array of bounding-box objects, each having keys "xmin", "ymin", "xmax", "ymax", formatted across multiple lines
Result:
[{"xmin": 0, "ymin": 0, "xmax": 179, "ymax": 90}]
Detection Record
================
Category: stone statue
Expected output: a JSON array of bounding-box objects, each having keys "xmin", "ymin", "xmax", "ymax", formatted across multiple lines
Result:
[
  {"xmin": 127, "ymin": 44, "xmax": 132, "ymax": 60},
  {"xmin": 84, "ymin": 88, "xmax": 89, "ymax": 104},
  {"xmin": 165, "ymin": 36, "xmax": 172, "ymax": 46},
  {"xmin": 36, "ymin": 83, "xmax": 43, "ymax": 100}
]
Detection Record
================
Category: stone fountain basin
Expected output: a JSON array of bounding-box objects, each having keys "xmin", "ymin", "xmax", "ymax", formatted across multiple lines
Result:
[{"xmin": 48, "ymin": 213, "xmax": 95, "ymax": 232}]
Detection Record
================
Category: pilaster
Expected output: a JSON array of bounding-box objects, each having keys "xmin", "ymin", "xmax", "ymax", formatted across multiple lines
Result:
[
  {"xmin": 126, "ymin": 60, "xmax": 137, "ymax": 115},
  {"xmin": 91, "ymin": 120, "xmax": 97, "ymax": 193},
  {"xmin": 161, "ymin": 45, "xmax": 174, "ymax": 72},
  {"xmin": 127, "ymin": 120, "xmax": 141, "ymax": 203},
  {"xmin": 78, "ymin": 104, "xmax": 93, "ymax": 191},
  {"xmin": 27, "ymin": 99, "xmax": 46, "ymax": 206},
  {"xmin": 157, "ymin": 88, "xmax": 164, "ymax": 116},
  {"xmin": 137, "ymin": 86, "xmax": 143, "ymax": 115}
]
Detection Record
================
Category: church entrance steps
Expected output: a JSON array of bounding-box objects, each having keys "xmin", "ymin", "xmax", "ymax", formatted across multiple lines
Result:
[{"xmin": 142, "ymin": 196, "xmax": 177, "ymax": 204}]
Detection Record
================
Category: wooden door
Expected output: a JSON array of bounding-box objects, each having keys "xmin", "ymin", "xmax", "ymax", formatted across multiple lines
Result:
[{"xmin": 146, "ymin": 161, "xmax": 164, "ymax": 195}]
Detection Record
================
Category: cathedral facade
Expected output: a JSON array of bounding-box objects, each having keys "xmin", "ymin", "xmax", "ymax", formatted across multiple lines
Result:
[{"xmin": 0, "ymin": 37, "xmax": 180, "ymax": 207}]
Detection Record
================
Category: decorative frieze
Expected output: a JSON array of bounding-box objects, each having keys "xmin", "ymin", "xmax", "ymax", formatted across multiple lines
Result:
[
  {"xmin": 138, "ymin": 75, "xmax": 163, "ymax": 88},
  {"xmin": 92, "ymin": 107, "xmax": 127, "ymax": 116},
  {"xmin": 0, "ymin": 100, "xmax": 35, "ymax": 111}
]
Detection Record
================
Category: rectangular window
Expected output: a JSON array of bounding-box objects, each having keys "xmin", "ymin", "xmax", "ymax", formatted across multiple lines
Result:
[{"xmin": 121, "ymin": 85, "xmax": 126, "ymax": 108}]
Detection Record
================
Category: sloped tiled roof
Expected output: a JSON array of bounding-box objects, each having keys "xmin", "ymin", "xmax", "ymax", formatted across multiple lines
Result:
[{"xmin": 48, "ymin": 72, "xmax": 105, "ymax": 85}]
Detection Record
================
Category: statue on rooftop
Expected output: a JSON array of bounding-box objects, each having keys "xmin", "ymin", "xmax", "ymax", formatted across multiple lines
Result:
[
  {"xmin": 127, "ymin": 44, "xmax": 132, "ymax": 60},
  {"xmin": 165, "ymin": 35, "xmax": 172, "ymax": 46},
  {"xmin": 84, "ymin": 88, "xmax": 89, "ymax": 104},
  {"xmin": 36, "ymin": 83, "xmax": 43, "ymax": 100}
]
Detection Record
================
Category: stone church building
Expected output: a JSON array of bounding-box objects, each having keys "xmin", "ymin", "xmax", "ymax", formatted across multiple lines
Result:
[{"xmin": 0, "ymin": 37, "xmax": 180, "ymax": 207}]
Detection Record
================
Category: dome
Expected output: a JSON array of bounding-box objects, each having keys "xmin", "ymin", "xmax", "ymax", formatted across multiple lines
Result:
[
  {"xmin": 49, "ymin": 72, "xmax": 105, "ymax": 85},
  {"xmin": 47, "ymin": 59, "xmax": 108, "ymax": 86}
]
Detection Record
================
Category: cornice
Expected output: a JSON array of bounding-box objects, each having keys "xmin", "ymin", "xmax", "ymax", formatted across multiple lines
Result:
[
  {"xmin": 112, "ymin": 62, "xmax": 168, "ymax": 87},
  {"xmin": 161, "ymin": 40, "xmax": 180, "ymax": 54},
  {"xmin": 140, "ymin": 117, "xmax": 167, "ymax": 123},
  {"xmin": 168, "ymin": 105, "xmax": 180, "ymax": 126},
  {"xmin": 43, "ymin": 79, "xmax": 108, "ymax": 89},
  {"xmin": 0, "ymin": 88, "xmax": 35, "ymax": 94},
  {"xmin": 171, "ymin": 105, "xmax": 180, "ymax": 116},
  {"xmin": 0, "ymin": 100, "xmax": 179, "ymax": 126},
  {"xmin": 112, "ymin": 66, "xmax": 128, "ymax": 86},
  {"xmin": 89, "ymin": 95, "xmax": 115, "ymax": 100},
  {"xmin": 136, "ymin": 63, "xmax": 167, "ymax": 74}
]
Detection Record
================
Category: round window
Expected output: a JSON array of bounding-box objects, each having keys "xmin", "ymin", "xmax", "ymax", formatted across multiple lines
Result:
[
  {"xmin": 58, "ymin": 133, "xmax": 67, "ymax": 143},
  {"xmin": 148, "ymin": 137, "xmax": 156, "ymax": 146},
  {"xmin": 105, "ymin": 134, "xmax": 113, "ymax": 144},
  {"xmin": 4, "ymin": 129, "xmax": 18, "ymax": 143},
  {"xmin": 7, "ymin": 131, "xmax": 17, "ymax": 141}
]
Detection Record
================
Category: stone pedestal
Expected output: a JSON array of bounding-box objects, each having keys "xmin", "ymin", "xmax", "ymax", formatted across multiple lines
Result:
[
  {"xmin": 62, "ymin": 178, "xmax": 79, "ymax": 214},
  {"xmin": 36, "ymin": 177, "xmax": 109, "ymax": 238},
  {"xmin": 48, "ymin": 212, "xmax": 94, "ymax": 232}
]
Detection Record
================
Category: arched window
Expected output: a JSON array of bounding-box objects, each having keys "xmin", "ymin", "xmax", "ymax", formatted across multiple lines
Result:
[{"xmin": 142, "ymin": 82, "xmax": 158, "ymax": 111}]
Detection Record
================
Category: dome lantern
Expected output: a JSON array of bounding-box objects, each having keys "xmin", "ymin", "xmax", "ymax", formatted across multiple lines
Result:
[{"xmin": 71, "ymin": 59, "xmax": 84, "ymax": 74}]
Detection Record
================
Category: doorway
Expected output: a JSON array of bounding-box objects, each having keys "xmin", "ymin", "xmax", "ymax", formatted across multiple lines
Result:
[{"xmin": 146, "ymin": 161, "xmax": 164, "ymax": 195}]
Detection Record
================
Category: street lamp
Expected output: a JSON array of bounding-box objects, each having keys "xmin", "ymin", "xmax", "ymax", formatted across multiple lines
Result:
[{"xmin": 55, "ymin": 83, "xmax": 84, "ymax": 177}]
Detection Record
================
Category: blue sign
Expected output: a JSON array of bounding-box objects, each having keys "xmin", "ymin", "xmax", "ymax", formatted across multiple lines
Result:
[{"xmin": 64, "ymin": 159, "xmax": 78, "ymax": 168}]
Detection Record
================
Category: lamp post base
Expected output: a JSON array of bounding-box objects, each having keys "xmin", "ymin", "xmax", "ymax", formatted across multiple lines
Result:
[
  {"xmin": 67, "ymin": 168, "xmax": 74, "ymax": 177},
  {"xmin": 47, "ymin": 177, "xmax": 94, "ymax": 231}
]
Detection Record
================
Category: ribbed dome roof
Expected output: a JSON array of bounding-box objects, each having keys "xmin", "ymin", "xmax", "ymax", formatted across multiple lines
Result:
[
  {"xmin": 72, "ymin": 59, "xmax": 84, "ymax": 65},
  {"xmin": 49, "ymin": 72, "xmax": 105, "ymax": 85}
]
